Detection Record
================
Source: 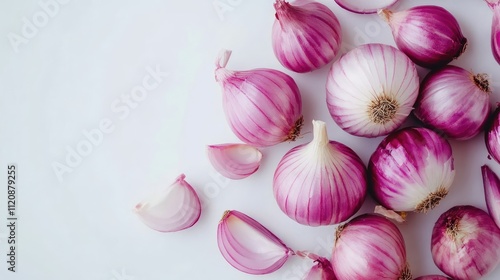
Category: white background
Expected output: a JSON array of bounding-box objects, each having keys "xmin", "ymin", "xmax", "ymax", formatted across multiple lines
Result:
[{"xmin": 0, "ymin": 0, "xmax": 499, "ymax": 279}]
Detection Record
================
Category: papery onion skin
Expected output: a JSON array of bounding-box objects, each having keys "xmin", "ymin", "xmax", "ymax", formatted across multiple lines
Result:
[
  {"xmin": 431, "ymin": 205, "xmax": 500, "ymax": 280},
  {"xmin": 379, "ymin": 6, "xmax": 467, "ymax": 68},
  {"xmin": 334, "ymin": 0, "xmax": 399, "ymax": 14},
  {"xmin": 414, "ymin": 65, "xmax": 491, "ymax": 140},
  {"xmin": 273, "ymin": 120, "xmax": 367, "ymax": 226},
  {"xmin": 304, "ymin": 256, "xmax": 337, "ymax": 280},
  {"xmin": 206, "ymin": 144, "xmax": 262, "ymax": 180},
  {"xmin": 217, "ymin": 210, "xmax": 293, "ymax": 275},
  {"xmin": 413, "ymin": 276, "xmax": 452, "ymax": 280},
  {"xmin": 272, "ymin": 0, "xmax": 342, "ymax": 73},
  {"xmin": 486, "ymin": 107, "xmax": 500, "ymax": 164},
  {"xmin": 326, "ymin": 43, "xmax": 419, "ymax": 137},
  {"xmin": 134, "ymin": 174, "xmax": 201, "ymax": 232},
  {"xmin": 369, "ymin": 127, "xmax": 455, "ymax": 213},
  {"xmin": 215, "ymin": 50, "xmax": 303, "ymax": 147},
  {"xmin": 482, "ymin": 165, "xmax": 500, "ymax": 229},
  {"xmin": 332, "ymin": 214, "xmax": 411, "ymax": 280}
]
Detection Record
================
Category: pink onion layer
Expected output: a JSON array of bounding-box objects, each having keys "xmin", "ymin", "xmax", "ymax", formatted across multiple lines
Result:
[
  {"xmin": 414, "ymin": 65, "xmax": 491, "ymax": 140},
  {"xmin": 273, "ymin": 0, "xmax": 342, "ymax": 73},
  {"xmin": 332, "ymin": 214, "xmax": 410, "ymax": 280},
  {"xmin": 217, "ymin": 210, "xmax": 293, "ymax": 275},
  {"xmin": 482, "ymin": 165, "xmax": 500, "ymax": 229},
  {"xmin": 413, "ymin": 276, "xmax": 451, "ymax": 280},
  {"xmin": 486, "ymin": 107, "xmax": 500, "ymax": 164},
  {"xmin": 493, "ymin": 4, "xmax": 500, "ymax": 64},
  {"xmin": 431, "ymin": 205, "xmax": 500, "ymax": 280},
  {"xmin": 215, "ymin": 50, "xmax": 303, "ymax": 147},
  {"xmin": 206, "ymin": 144, "xmax": 262, "ymax": 179},
  {"xmin": 334, "ymin": 0, "xmax": 399, "ymax": 14},
  {"xmin": 369, "ymin": 127, "xmax": 455, "ymax": 213}
]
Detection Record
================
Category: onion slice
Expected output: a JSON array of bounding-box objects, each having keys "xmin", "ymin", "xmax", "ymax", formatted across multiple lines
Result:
[
  {"xmin": 482, "ymin": 165, "xmax": 500, "ymax": 229},
  {"xmin": 207, "ymin": 144, "xmax": 262, "ymax": 180},
  {"xmin": 134, "ymin": 174, "xmax": 201, "ymax": 232},
  {"xmin": 334, "ymin": 0, "xmax": 399, "ymax": 14},
  {"xmin": 217, "ymin": 210, "xmax": 293, "ymax": 275}
]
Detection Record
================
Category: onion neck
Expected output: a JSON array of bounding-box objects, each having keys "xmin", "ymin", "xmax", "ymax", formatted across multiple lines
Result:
[
  {"xmin": 335, "ymin": 224, "xmax": 346, "ymax": 242},
  {"xmin": 220, "ymin": 210, "xmax": 231, "ymax": 223},
  {"xmin": 472, "ymin": 73, "xmax": 491, "ymax": 93},
  {"xmin": 215, "ymin": 49, "xmax": 233, "ymax": 83},
  {"xmin": 445, "ymin": 216, "xmax": 460, "ymax": 241},
  {"xmin": 308, "ymin": 120, "xmax": 331, "ymax": 154}
]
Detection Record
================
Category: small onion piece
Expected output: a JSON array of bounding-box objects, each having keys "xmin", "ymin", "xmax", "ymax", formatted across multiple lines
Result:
[
  {"xmin": 490, "ymin": 2, "xmax": 500, "ymax": 64},
  {"xmin": 431, "ymin": 205, "xmax": 500, "ymax": 280},
  {"xmin": 486, "ymin": 107, "xmax": 500, "ymax": 164},
  {"xmin": 272, "ymin": 0, "xmax": 342, "ymax": 73},
  {"xmin": 297, "ymin": 252, "xmax": 337, "ymax": 280},
  {"xmin": 414, "ymin": 65, "xmax": 491, "ymax": 140},
  {"xmin": 332, "ymin": 214, "xmax": 411, "ymax": 280},
  {"xmin": 482, "ymin": 165, "xmax": 500, "ymax": 229},
  {"xmin": 326, "ymin": 43, "xmax": 419, "ymax": 137},
  {"xmin": 379, "ymin": 6, "xmax": 467, "ymax": 68},
  {"xmin": 273, "ymin": 120, "xmax": 367, "ymax": 226},
  {"xmin": 215, "ymin": 49, "xmax": 303, "ymax": 147},
  {"xmin": 369, "ymin": 127, "xmax": 455, "ymax": 215},
  {"xmin": 413, "ymin": 276, "xmax": 451, "ymax": 280},
  {"xmin": 334, "ymin": 0, "xmax": 399, "ymax": 14},
  {"xmin": 134, "ymin": 174, "xmax": 201, "ymax": 232},
  {"xmin": 217, "ymin": 210, "xmax": 294, "ymax": 275},
  {"xmin": 206, "ymin": 144, "xmax": 262, "ymax": 180}
]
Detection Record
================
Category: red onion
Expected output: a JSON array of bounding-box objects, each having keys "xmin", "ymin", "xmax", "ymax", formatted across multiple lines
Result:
[
  {"xmin": 326, "ymin": 43, "xmax": 419, "ymax": 137},
  {"xmin": 215, "ymin": 49, "xmax": 303, "ymax": 147},
  {"xmin": 272, "ymin": 0, "xmax": 342, "ymax": 73},
  {"xmin": 332, "ymin": 214, "xmax": 411, "ymax": 280},
  {"xmin": 334, "ymin": 0, "xmax": 399, "ymax": 14},
  {"xmin": 431, "ymin": 205, "xmax": 500, "ymax": 280},
  {"xmin": 414, "ymin": 65, "xmax": 491, "ymax": 140},
  {"xmin": 273, "ymin": 120, "xmax": 367, "ymax": 226},
  {"xmin": 379, "ymin": 6, "xmax": 467, "ymax": 68},
  {"xmin": 482, "ymin": 165, "xmax": 500, "ymax": 229},
  {"xmin": 414, "ymin": 276, "xmax": 451, "ymax": 280},
  {"xmin": 369, "ymin": 128, "xmax": 455, "ymax": 215},
  {"xmin": 217, "ymin": 210, "xmax": 294, "ymax": 275},
  {"xmin": 486, "ymin": 107, "xmax": 500, "ymax": 164}
]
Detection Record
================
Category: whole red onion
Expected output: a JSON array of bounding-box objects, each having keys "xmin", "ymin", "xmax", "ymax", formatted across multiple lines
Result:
[
  {"xmin": 431, "ymin": 205, "xmax": 500, "ymax": 279},
  {"xmin": 332, "ymin": 214, "xmax": 411, "ymax": 280},
  {"xmin": 414, "ymin": 65, "xmax": 491, "ymax": 140},
  {"xmin": 379, "ymin": 5, "xmax": 467, "ymax": 68},
  {"xmin": 273, "ymin": 0, "xmax": 342, "ymax": 73}
]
